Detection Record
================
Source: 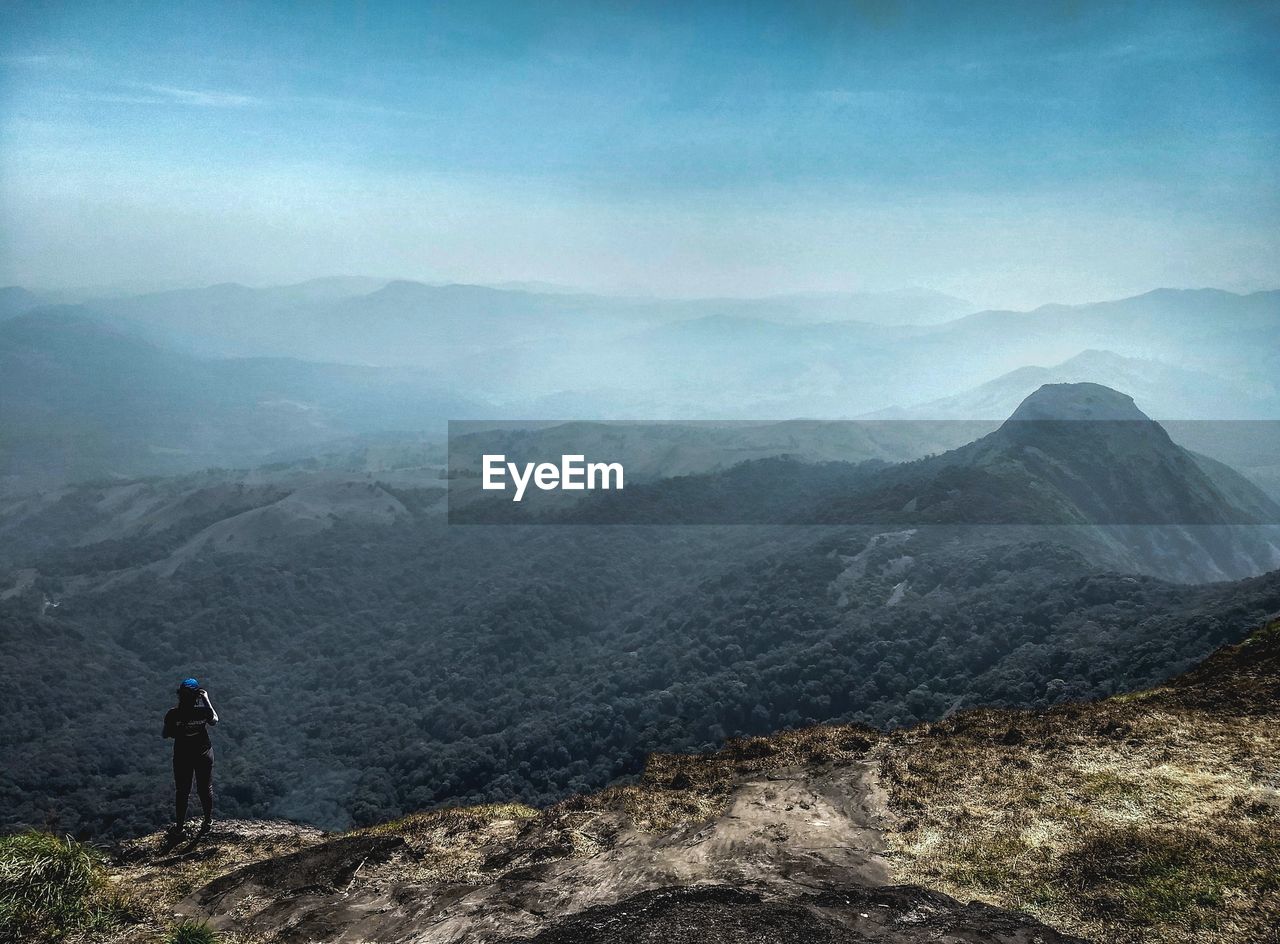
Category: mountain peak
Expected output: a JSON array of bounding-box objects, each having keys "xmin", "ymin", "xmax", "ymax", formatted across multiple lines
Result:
[
  {"xmin": 1057, "ymin": 348, "xmax": 1138, "ymax": 370},
  {"xmin": 1006, "ymin": 382, "xmax": 1151, "ymax": 423}
]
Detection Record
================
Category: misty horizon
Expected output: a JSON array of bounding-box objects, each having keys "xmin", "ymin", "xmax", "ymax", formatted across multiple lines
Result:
[
  {"xmin": 8, "ymin": 275, "xmax": 1279, "ymax": 317},
  {"xmin": 4, "ymin": 1, "xmax": 1280, "ymax": 309}
]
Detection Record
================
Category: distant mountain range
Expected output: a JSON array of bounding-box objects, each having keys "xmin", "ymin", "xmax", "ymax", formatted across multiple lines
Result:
[
  {"xmin": 867, "ymin": 348, "xmax": 1279, "ymax": 420},
  {"xmin": 464, "ymin": 384, "xmax": 1279, "ymax": 582},
  {"xmin": 0, "ymin": 286, "xmax": 43, "ymax": 319},
  {"xmin": 472, "ymin": 286, "xmax": 1280, "ymax": 416},
  {"xmin": 0, "ymin": 309, "xmax": 478, "ymax": 489},
  {"xmin": 5, "ymin": 281, "xmax": 1277, "ymax": 411},
  {"xmin": 12, "ymin": 281, "xmax": 971, "ymax": 367},
  {"xmin": 1, "ymin": 282, "xmax": 1276, "ymax": 491},
  {"xmin": 463, "ymin": 385, "xmax": 1275, "ymax": 520},
  {"xmin": 8, "ymin": 382, "xmax": 1272, "ymax": 586},
  {"xmin": 833, "ymin": 383, "xmax": 1278, "ymax": 527},
  {"xmin": 865, "ymin": 350, "xmax": 1280, "ymax": 500}
]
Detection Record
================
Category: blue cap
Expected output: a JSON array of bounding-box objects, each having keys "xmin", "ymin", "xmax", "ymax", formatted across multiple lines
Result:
[{"xmin": 180, "ymin": 678, "xmax": 199, "ymax": 690}]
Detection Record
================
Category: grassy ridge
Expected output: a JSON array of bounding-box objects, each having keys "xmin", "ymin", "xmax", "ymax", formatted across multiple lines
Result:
[{"xmin": 880, "ymin": 619, "xmax": 1280, "ymax": 944}]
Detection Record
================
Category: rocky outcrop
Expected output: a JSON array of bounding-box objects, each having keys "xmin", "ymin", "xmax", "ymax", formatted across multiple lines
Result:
[
  {"xmin": 512, "ymin": 884, "xmax": 1089, "ymax": 943},
  {"xmin": 125, "ymin": 735, "xmax": 1082, "ymax": 943}
]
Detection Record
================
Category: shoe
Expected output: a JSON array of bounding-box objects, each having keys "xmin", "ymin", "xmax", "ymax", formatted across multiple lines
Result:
[
  {"xmin": 198, "ymin": 816, "xmax": 212, "ymax": 836},
  {"xmin": 164, "ymin": 825, "xmax": 185, "ymax": 845}
]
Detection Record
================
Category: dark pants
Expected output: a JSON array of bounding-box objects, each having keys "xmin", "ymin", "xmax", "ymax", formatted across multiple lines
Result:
[{"xmin": 174, "ymin": 747, "xmax": 213, "ymax": 826}]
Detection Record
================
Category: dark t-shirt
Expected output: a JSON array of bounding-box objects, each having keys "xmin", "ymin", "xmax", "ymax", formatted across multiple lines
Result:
[{"xmin": 163, "ymin": 705, "xmax": 214, "ymax": 753}]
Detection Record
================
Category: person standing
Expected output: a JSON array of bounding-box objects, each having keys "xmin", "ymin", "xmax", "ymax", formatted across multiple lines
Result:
[{"xmin": 162, "ymin": 677, "xmax": 219, "ymax": 840}]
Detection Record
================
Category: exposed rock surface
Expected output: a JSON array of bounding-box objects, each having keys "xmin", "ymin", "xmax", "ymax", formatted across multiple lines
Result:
[
  {"xmin": 512, "ymin": 884, "xmax": 1089, "ymax": 943},
  {"xmin": 162, "ymin": 757, "xmax": 1077, "ymax": 943}
]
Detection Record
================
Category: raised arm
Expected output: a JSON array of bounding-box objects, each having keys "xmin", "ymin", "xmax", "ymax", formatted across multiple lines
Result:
[{"xmin": 199, "ymin": 690, "xmax": 219, "ymax": 725}]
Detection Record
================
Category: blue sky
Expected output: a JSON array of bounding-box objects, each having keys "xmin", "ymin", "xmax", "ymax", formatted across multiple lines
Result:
[{"xmin": 2, "ymin": 1, "xmax": 1277, "ymax": 307}]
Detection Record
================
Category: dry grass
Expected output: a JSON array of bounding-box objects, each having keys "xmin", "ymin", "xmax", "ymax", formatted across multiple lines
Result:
[
  {"xmin": 365, "ymin": 801, "xmax": 539, "ymax": 841},
  {"xmin": 879, "ymin": 622, "xmax": 1280, "ymax": 944},
  {"xmin": 355, "ymin": 802, "xmax": 539, "ymax": 886},
  {"xmin": 80, "ymin": 821, "xmax": 325, "ymax": 944},
  {"xmin": 553, "ymin": 724, "xmax": 876, "ymax": 832}
]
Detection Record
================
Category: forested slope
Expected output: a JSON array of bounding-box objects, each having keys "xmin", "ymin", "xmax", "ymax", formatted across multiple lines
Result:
[{"xmin": 4, "ymin": 514, "xmax": 1279, "ymax": 839}]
